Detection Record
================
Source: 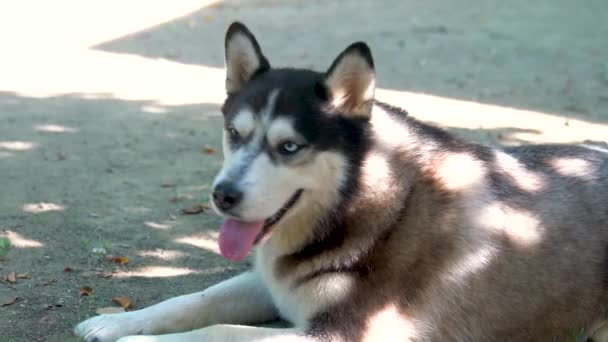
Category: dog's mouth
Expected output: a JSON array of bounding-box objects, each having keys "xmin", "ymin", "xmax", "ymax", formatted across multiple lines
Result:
[{"xmin": 218, "ymin": 189, "xmax": 303, "ymax": 261}]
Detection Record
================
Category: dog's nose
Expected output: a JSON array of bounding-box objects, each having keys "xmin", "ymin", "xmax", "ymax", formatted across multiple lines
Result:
[{"xmin": 212, "ymin": 182, "xmax": 243, "ymax": 211}]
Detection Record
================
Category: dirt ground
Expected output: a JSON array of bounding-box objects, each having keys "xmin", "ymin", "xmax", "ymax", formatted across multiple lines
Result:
[{"xmin": 0, "ymin": 0, "xmax": 607, "ymax": 341}]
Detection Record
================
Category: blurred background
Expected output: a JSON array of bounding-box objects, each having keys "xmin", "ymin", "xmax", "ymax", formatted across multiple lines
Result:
[{"xmin": 0, "ymin": 1, "xmax": 606, "ymax": 340}]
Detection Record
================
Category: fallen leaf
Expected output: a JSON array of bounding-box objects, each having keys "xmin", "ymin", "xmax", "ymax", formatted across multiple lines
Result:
[
  {"xmin": 96, "ymin": 307, "xmax": 125, "ymax": 315},
  {"xmin": 112, "ymin": 297, "xmax": 133, "ymax": 310},
  {"xmin": 160, "ymin": 182, "xmax": 176, "ymax": 188},
  {"xmin": 1, "ymin": 296, "xmax": 17, "ymax": 307},
  {"xmin": 17, "ymin": 273, "xmax": 31, "ymax": 279},
  {"xmin": 180, "ymin": 203, "xmax": 209, "ymax": 215},
  {"xmin": 63, "ymin": 267, "xmax": 73, "ymax": 272},
  {"xmin": 202, "ymin": 145, "xmax": 215, "ymax": 154},
  {"xmin": 79, "ymin": 286, "xmax": 93, "ymax": 296},
  {"xmin": 109, "ymin": 256, "xmax": 129, "ymax": 264},
  {"xmin": 4, "ymin": 272, "xmax": 16, "ymax": 283}
]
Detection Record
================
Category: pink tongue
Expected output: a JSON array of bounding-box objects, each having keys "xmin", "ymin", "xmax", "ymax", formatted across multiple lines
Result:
[{"xmin": 219, "ymin": 219, "xmax": 265, "ymax": 261}]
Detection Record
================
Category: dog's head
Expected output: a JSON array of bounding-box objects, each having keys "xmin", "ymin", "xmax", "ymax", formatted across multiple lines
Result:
[{"xmin": 211, "ymin": 22, "xmax": 376, "ymax": 260}]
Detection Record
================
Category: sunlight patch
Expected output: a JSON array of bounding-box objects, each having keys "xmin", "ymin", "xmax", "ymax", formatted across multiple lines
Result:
[
  {"xmin": 364, "ymin": 303, "xmax": 419, "ymax": 341},
  {"xmin": 362, "ymin": 152, "xmax": 396, "ymax": 196},
  {"xmin": 2, "ymin": 230, "xmax": 44, "ymax": 248},
  {"xmin": 34, "ymin": 124, "xmax": 78, "ymax": 133},
  {"xmin": 174, "ymin": 231, "xmax": 220, "ymax": 255},
  {"xmin": 21, "ymin": 202, "xmax": 64, "ymax": 213},
  {"xmin": 136, "ymin": 249, "xmax": 186, "ymax": 260},
  {"xmin": 144, "ymin": 221, "xmax": 172, "ymax": 230},
  {"xmin": 443, "ymin": 246, "xmax": 496, "ymax": 284},
  {"xmin": 112, "ymin": 266, "xmax": 227, "ymax": 278},
  {"xmin": 550, "ymin": 158, "xmax": 595, "ymax": 180},
  {"xmin": 477, "ymin": 203, "xmax": 543, "ymax": 247},
  {"xmin": 112, "ymin": 266, "xmax": 197, "ymax": 278},
  {"xmin": 434, "ymin": 153, "xmax": 486, "ymax": 192},
  {"xmin": 495, "ymin": 151, "xmax": 545, "ymax": 192},
  {"xmin": 0, "ymin": 141, "xmax": 38, "ymax": 151},
  {"xmin": 141, "ymin": 105, "xmax": 168, "ymax": 114}
]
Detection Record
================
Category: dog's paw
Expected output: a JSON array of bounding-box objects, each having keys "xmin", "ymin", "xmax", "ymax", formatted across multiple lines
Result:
[
  {"xmin": 75, "ymin": 313, "xmax": 146, "ymax": 342},
  {"xmin": 116, "ymin": 337, "xmax": 160, "ymax": 342}
]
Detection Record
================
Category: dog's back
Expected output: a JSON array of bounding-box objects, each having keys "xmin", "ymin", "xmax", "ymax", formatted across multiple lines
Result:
[{"xmin": 298, "ymin": 105, "xmax": 608, "ymax": 341}]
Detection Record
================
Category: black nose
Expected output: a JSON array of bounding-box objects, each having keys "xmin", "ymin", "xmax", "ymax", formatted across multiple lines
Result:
[{"xmin": 212, "ymin": 182, "xmax": 243, "ymax": 211}]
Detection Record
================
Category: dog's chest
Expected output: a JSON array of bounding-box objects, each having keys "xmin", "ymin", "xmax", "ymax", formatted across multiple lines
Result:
[
  {"xmin": 254, "ymin": 245, "xmax": 310, "ymax": 326},
  {"xmin": 254, "ymin": 243, "xmax": 355, "ymax": 328}
]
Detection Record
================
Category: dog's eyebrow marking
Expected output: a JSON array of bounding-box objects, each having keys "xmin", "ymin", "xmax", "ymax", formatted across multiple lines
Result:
[
  {"xmin": 267, "ymin": 117, "xmax": 298, "ymax": 146},
  {"xmin": 232, "ymin": 107, "xmax": 255, "ymax": 137},
  {"xmin": 260, "ymin": 89, "xmax": 281, "ymax": 123}
]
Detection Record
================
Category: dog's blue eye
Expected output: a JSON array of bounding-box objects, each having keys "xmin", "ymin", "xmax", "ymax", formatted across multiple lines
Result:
[
  {"xmin": 228, "ymin": 128, "xmax": 240, "ymax": 141},
  {"xmin": 279, "ymin": 141, "xmax": 300, "ymax": 155}
]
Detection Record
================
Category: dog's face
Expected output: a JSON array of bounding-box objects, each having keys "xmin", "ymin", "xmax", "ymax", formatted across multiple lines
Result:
[{"xmin": 211, "ymin": 22, "xmax": 377, "ymax": 260}]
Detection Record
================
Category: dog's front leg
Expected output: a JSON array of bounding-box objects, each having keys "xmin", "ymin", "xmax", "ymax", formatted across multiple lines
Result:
[
  {"xmin": 116, "ymin": 326, "xmax": 314, "ymax": 342},
  {"xmin": 75, "ymin": 272, "xmax": 278, "ymax": 342}
]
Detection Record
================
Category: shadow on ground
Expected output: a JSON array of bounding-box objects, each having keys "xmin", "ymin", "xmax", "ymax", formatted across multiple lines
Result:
[
  {"xmin": 95, "ymin": 0, "xmax": 608, "ymax": 124},
  {"xmin": 0, "ymin": 91, "xmax": 246, "ymax": 341}
]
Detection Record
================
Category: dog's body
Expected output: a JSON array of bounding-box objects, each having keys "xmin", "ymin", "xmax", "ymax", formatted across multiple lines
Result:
[{"xmin": 76, "ymin": 23, "xmax": 608, "ymax": 342}]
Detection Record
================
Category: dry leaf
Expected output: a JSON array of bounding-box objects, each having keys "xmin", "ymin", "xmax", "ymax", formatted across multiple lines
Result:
[
  {"xmin": 96, "ymin": 307, "xmax": 125, "ymax": 315},
  {"xmin": 63, "ymin": 267, "xmax": 73, "ymax": 273},
  {"xmin": 112, "ymin": 297, "xmax": 133, "ymax": 310},
  {"xmin": 160, "ymin": 182, "xmax": 176, "ymax": 188},
  {"xmin": 4, "ymin": 272, "xmax": 16, "ymax": 283},
  {"xmin": 1, "ymin": 296, "xmax": 17, "ymax": 307},
  {"xmin": 109, "ymin": 256, "xmax": 129, "ymax": 264},
  {"xmin": 180, "ymin": 203, "xmax": 209, "ymax": 215},
  {"xmin": 202, "ymin": 145, "xmax": 215, "ymax": 154},
  {"xmin": 17, "ymin": 273, "xmax": 31, "ymax": 279},
  {"xmin": 79, "ymin": 286, "xmax": 93, "ymax": 296}
]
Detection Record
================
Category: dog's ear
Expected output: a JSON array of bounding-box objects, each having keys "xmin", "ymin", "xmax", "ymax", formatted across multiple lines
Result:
[
  {"xmin": 323, "ymin": 42, "xmax": 376, "ymax": 119},
  {"xmin": 224, "ymin": 22, "xmax": 270, "ymax": 94}
]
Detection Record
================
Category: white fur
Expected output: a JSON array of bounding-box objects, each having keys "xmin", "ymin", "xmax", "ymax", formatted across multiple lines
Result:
[
  {"xmin": 232, "ymin": 108, "xmax": 255, "ymax": 138},
  {"xmin": 75, "ymin": 272, "xmax": 278, "ymax": 342},
  {"xmin": 255, "ymin": 245, "xmax": 354, "ymax": 328},
  {"xmin": 115, "ymin": 326, "xmax": 308, "ymax": 342},
  {"xmin": 266, "ymin": 117, "xmax": 301, "ymax": 146}
]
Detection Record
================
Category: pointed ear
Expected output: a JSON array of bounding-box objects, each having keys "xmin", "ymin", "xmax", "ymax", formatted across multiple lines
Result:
[
  {"xmin": 224, "ymin": 22, "xmax": 270, "ymax": 94},
  {"xmin": 324, "ymin": 42, "xmax": 376, "ymax": 118}
]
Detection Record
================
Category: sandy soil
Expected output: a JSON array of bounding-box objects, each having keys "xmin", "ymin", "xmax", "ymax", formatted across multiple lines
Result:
[{"xmin": 0, "ymin": 0, "xmax": 607, "ymax": 341}]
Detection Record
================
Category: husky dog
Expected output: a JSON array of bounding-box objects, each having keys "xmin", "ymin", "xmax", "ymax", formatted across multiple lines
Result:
[{"xmin": 76, "ymin": 22, "xmax": 608, "ymax": 342}]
